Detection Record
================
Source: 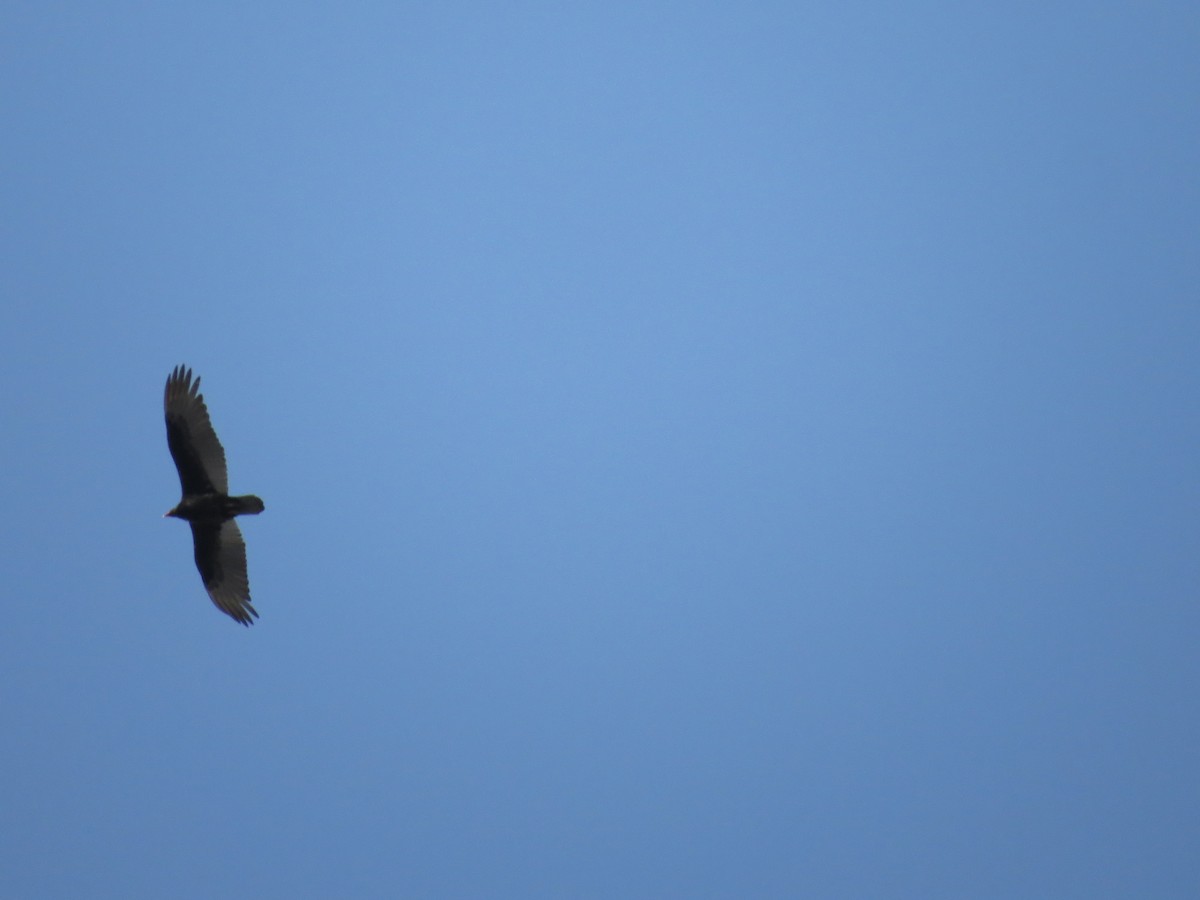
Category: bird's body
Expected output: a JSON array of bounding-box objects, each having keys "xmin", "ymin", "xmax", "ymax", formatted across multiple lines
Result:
[
  {"xmin": 167, "ymin": 493, "xmax": 265, "ymax": 525},
  {"xmin": 164, "ymin": 365, "xmax": 264, "ymax": 625}
]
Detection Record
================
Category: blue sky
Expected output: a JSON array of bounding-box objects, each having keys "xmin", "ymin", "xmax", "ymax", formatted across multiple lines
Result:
[{"xmin": 3, "ymin": 3, "xmax": 1198, "ymax": 897}]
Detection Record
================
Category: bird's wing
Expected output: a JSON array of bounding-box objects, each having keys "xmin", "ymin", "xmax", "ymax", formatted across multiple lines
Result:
[
  {"xmin": 164, "ymin": 365, "xmax": 229, "ymax": 495},
  {"xmin": 191, "ymin": 520, "xmax": 258, "ymax": 625}
]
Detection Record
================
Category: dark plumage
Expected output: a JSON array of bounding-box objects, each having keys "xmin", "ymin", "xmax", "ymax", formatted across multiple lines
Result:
[{"xmin": 164, "ymin": 365, "xmax": 264, "ymax": 625}]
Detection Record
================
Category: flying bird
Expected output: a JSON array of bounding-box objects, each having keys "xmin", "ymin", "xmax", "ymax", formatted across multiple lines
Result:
[{"xmin": 164, "ymin": 365, "xmax": 265, "ymax": 625}]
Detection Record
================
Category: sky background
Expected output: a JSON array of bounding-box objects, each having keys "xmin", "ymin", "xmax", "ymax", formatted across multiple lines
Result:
[{"xmin": 2, "ymin": 3, "xmax": 1198, "ymax": 897}]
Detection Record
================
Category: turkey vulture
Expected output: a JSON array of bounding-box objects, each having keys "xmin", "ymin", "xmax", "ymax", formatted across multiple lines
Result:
[{"xmin": 164, "ymin": 365, "xmax": 264, "ymax": 625}]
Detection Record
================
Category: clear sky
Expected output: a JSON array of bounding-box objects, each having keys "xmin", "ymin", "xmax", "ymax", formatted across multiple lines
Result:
[{"xmin": 3, "ymin": 3, "xmax": 1198, "ymax": 898}]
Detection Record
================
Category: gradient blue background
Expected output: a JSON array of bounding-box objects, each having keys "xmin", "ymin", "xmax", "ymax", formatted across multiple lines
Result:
[{"xmin": 3, "ymin": 3, "xmax": 1198, "ymax": 897}]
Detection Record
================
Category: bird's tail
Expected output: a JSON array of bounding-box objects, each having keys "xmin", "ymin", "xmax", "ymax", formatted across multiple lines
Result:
[{"xmin": 232, "ymin": 495, "xmax": 265, "ymax": 515}]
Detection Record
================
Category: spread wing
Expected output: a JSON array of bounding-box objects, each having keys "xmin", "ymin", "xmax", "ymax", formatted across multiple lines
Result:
[
  {"xmin": 164, "ymin": 365, "xmax": 228, "ymax": 495},
  {"xmin": 191, "ymin": 520, "xmax": 258, "ymax": 625}
]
